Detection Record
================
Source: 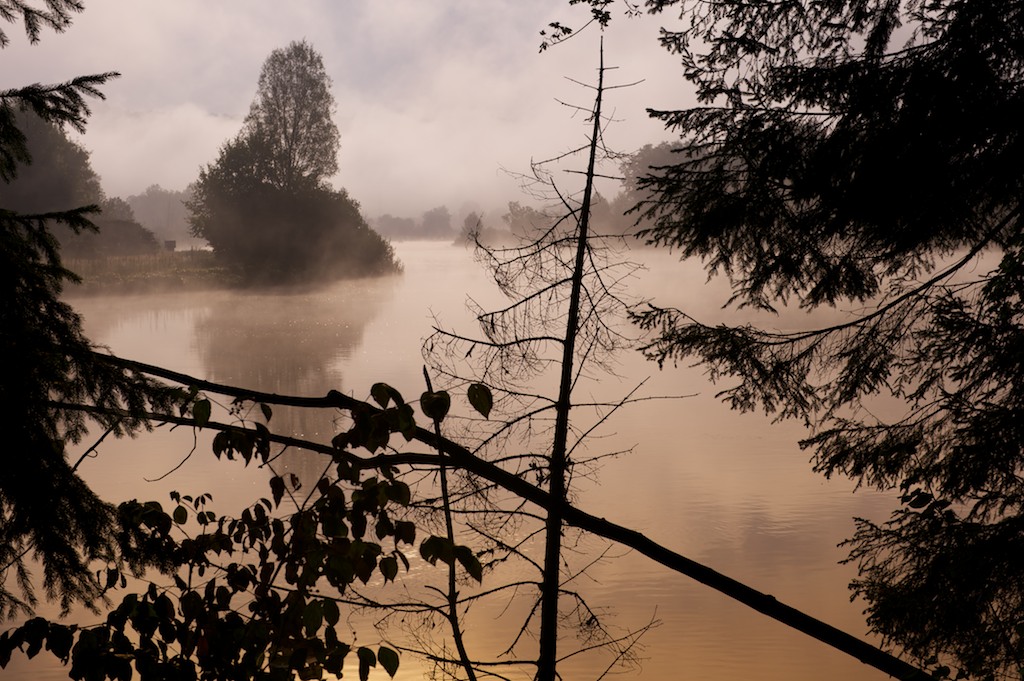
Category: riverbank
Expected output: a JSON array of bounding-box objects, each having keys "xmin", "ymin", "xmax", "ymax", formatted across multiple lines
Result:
[
  {"xmin": 62, "ymin": 248, "xmax": 405, "ymax": 296},
  {"xmin": 63, "ymin": 250, "xmax": 237, "ymax": 295}
]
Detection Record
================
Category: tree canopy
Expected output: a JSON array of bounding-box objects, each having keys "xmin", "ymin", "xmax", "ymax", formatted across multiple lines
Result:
[
  {"xmin": 590, "ymin": 0, "xmax": 1024, "ymax": 676},
  {"xmin": 419, "ymin": 205, "xmax": 453, "ymax": 238},
  {"xmin": 242, "ymin": 39, "xmax": 340, "ymax": 193},
  {"xmin": 126, "ymin": 185, "xmax": 198, "ymax": 247},
  {"xmin": 188, "ymin": 41, "xmax": 398, "ymax": 282},
  {"xmin": 0, "ymin": 109, "xmax": 160, "ymax": 258},
  {"xmin": 0, "ymin": 108, "xmax": 101, "ymax": 213}
]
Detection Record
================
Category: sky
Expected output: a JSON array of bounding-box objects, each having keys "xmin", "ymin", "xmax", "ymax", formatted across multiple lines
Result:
[{"xmin": 0, "ymin": 1, "xmax": 695, "ymax": 219}]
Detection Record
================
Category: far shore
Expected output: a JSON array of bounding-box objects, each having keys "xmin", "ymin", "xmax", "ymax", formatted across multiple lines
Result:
[{"xmin": 62, "ymin": 249, "xmax": 402, "ymax": 297}]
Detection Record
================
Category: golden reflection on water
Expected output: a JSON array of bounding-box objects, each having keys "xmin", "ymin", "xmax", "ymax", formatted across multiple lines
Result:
[{"xmin": 9, "ymin": 241, "xmax": 899, "ymax": 680}]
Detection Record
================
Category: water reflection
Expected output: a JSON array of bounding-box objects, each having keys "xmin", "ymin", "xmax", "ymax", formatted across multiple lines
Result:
[
  {"xmin": 190, "ymin": 278, "xmax": 399, "ymax": 490},
  {"xmin": 193, "ymin": 285, "xmax": 376, "ymax": 398},
  {"xmin": 12, "ymin": 243, "xmax": 904, "ymax": 681}
]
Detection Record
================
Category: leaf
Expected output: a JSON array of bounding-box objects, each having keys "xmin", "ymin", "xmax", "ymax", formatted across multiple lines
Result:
[
  {"xmin": 21, "ymin": 618, "xmax": 47, "ymax": 659},
  {"xmin": 371, "ymin": 383, "xmax": 404, "ymax": 408},
  {"xmin": 380, "ymin": 556, "xmax": 398, "ymax": 583},
  {"xmin": 331, "ymin": 431, "xmax": 351, "ymax": 450},
  {"xmin": 378, "ymin": 646, "xmax": 400, "ymax": 677},
  {"xmin": 270, "ymin": 476, "xmax": 285, "ymax": 507},
  {"xmin": 303, "ymin": 601, "xmax": 323, "ymax": 637},
  {"xmin": 105, "ymin": 567, "xmax": 119, "ymax": 589},
  {"xmin": 172, "ymin": 505, "xmax": 188, "ymax": 525},
  {"xmin": 394, "ymin": 403, "xmax": 417, "ymax": 440},
  {"xmin": 212, "ymin": 431, "xmax": 228, "ymax": 459},
  {"xmin": 193, "ymin": 398, "xmax": 211, "ymax": 427},
  {"xmin": 386, "ymin": 481, "xmax": 411, "ymax": 506},
  {"xmin": 260, "ymin": 402, "xmax": 273, "ymax": 422},
  {"xmin": 357, "ymin": 646, "xmax": 377, "ymax": 681},
  {"xmin": 323, "ymin": 598, "xmax": 340, "ymax": 627},
  {"xmin": 420, "ymin": 390, "xmax": 451, "ymax": 422},
  {"xmin": 375, "ymin": 516, "xmax": 394, "ymax": 540},
  {"xmin": 419, "ymin": 536, "xmax": 438, "ymax": 564},
  {"xmin": 455, "ymin": 545, "xmax": 483, "ymax": 582},
  {"xmin": 467, "ymin": 383, "xmax": 493, "ymax": 419},
  {"xmin": 371, "ymin": 383, "xmax": 391, "ymax": 408},
  {"xmin": 44, "ymin": 624, "xmax": 73, "ymax": 662},
  {"xmin": 419, "ymin": 535, "xmax": 452, "ymax": 566},
  {"xmin": 395, "ymin": 521, "xmax": 416, "ymax": 546}
]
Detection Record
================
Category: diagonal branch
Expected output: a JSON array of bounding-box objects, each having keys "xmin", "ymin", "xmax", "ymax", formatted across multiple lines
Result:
[{"xmin": 81, "ymin": 351, "xmax": 930, "ymax": 679}]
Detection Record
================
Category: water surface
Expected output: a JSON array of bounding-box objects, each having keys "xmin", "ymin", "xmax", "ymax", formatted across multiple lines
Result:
[{"xmin": 9, "ymin": 241, "xmax": 898, "ymax": 680}]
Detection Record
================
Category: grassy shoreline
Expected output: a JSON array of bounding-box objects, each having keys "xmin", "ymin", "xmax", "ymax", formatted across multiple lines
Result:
[
  {"xmin": 63, "ymin": 250, "xmax": 239, "ymax": 296},
  {"xmin": 62, "ymin": 248, "xmax": 403, "ymax": 296}
]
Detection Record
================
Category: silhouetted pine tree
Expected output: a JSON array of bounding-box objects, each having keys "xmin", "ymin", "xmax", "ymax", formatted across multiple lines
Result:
[
  {"xmin": 589, "ymin": 0, "xmax": 1024, "ymax": 676},
  {"xmin": 0, "ymin": 2, "xmax": 178, "ymax": 619}
]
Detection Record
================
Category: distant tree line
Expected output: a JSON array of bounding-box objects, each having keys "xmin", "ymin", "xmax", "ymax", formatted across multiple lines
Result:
[
  {"xmin": 0, "ymin": 110, "xmax": 160, "ymax": 259},
  {"xmin": 371, "ymin": 205, "xmax": 454, "ymax": 241},
  {"xmin": 451, "ymin": 145, "xmax": 684, "ymax": 249},
  {"xmin": 126, "ymin": 185, "xmax": 201, "ymax": 249}
]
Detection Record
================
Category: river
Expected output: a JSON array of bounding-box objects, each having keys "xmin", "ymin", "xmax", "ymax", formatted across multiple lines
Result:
[{"xmin": 8, "ymin": 240, "xmax": 899, "ymax": 680}]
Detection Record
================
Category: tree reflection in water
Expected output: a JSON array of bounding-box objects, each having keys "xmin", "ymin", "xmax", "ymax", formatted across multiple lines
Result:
[{"xmin": 191, "ymin": 278, "xmax": 397, "ymax": 488}]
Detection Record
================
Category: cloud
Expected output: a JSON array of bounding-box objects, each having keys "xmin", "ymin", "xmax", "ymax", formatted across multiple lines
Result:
[
  {"xmin": 1, "ymin": 2, "xmax": 694, "ymax": 217},
  {"xmin": 74, "ymin": 102, "xmax": 242, "ymax": 197}
]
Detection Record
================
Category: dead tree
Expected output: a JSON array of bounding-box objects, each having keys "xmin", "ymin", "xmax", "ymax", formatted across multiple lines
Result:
[{"xmin": 421, "ymin": 41, "xmax": 658, "ymax": 681}]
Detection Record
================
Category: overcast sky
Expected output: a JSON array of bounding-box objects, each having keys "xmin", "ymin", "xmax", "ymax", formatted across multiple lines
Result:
[{"xmin": 1, "ymin": 1, "xmax": 694, "ymax": 218}]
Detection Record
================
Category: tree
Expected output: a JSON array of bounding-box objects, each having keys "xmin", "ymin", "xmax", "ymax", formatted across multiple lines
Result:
[
  {"xmin": 371, "ymin": 213, "xmax": 418, "ymax": 240},
  {"xmin": 574, "ymin": 0, "xmax": 1024, "ymax": 676},
  {"xmin": 242, "ymin": 39, "xmax": 340, "ymax": 193},
  {"xmin": 99, "ymin": 196, "xmax": 134, "ymax": 221},
  {"xmin": 1, "ymin": 19, "xmax": 411, "ymax": 678},
  {"xmin": 79, "ymin": 198, "xmax": 162, "ymax": 259},
  {"xmin": 0, "ymin": 107, "xmax": 101, "ymax": 212},
  {"xmin": 189, "ymin": 141, "xmax": 398, "ymax": 281},
  {"xmin": 0, "ymin": 109, "xmax": 160, "ymax": 259},
  {"xmin": 126, "ymin": 185, "xmax": 197, "ymax": 247},
  {"xmin": 0, "ymin": 2, "xmax": 180, "ymax": 621},
  {"xmin": 501, "ymin": 200, "xmax": 553, "ymax": 240},
  {"xmin": 600, "ymin": 142, "xmax": 685, "ymax": 238},
  {"xmin": 0, "ymin": 5, "xmax": 945, "ymax": 681},
  {"xmin": 415, "ymin": 47, "xmax": 662, "ymax": 681},
  {"xmin": 188, "ymin": 42, "xmax": 399, "ymax": 282},
  {"xmin": 420, "ymin": 205, "xmax": 453, "ymax": 239},
  {"xmin": 459, "ymin": 211, "xmax": 481, "ymax": 239}
]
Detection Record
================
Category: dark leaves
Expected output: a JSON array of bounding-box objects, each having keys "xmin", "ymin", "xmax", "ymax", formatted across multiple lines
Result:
[
  {"xmin": 420, "ymin": 390, "xmax": 451, "ymax": 422},
  {"xmin": 467, "ymin": 382, "xmax": 493, "ymax": 418}
]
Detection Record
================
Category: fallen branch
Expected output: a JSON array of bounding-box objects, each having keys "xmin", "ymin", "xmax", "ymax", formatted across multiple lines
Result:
[{"xmin": 88, "ymin": 351, "xmax": 931, "ymax": 680}]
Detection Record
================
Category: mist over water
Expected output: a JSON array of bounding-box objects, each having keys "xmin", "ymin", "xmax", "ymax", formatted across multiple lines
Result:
[{"xmin": 10, "ymin": 241, "xmax": 897, "ymax": 680}]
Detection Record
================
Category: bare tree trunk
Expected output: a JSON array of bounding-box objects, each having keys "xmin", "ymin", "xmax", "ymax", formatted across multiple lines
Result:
[{"xmin": 536, "ymin": 40, "xmax": 606, "ymax": 681}]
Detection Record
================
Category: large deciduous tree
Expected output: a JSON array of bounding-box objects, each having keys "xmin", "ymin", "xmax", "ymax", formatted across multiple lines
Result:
[
  {"xmin": 581, "ymin": 0, "xmax": 1024, "ymax": 676},
  {"xmin": 242, "ymin": 39, "xmax": 340, "ymax": 193},
  {"xmin": 419, "ymin": 205, "xmax": 453, "ymax": 238},
  {"xmin": 188, "ymin": 41, "xmax": 398, "ymax": 282}
]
